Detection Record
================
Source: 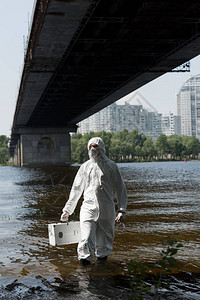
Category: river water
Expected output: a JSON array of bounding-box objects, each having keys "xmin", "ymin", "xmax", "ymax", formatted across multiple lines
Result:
[{"xmin": 0, "ymin": 161, "xmax": 200, "ymax": 299}]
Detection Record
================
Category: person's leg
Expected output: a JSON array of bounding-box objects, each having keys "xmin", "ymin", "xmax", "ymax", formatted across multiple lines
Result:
[
  {"xmin": 78, "ymin": 217, "xmax": 96, "ymax": 263},
  {"xmin": 95, "ymin": 216, "xmax": 115, "ymax": 260}
]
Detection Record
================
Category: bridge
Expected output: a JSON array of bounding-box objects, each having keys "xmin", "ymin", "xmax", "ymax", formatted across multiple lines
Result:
[{"xmin": 10, "ymin": 0, "xmax": 200, "ymax": 166}]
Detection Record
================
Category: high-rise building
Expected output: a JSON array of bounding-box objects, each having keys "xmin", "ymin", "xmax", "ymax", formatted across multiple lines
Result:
[
  {"xmin": 78, "ymin": 103, "xmax": 162, "ymax": 140},
  {"xmin": 78, "ymin": 104, "xmax": 118, "ymax": 134},
  {"xmin": 177, "ymin": 74, "xmax": 200, "ymax": 139},
  {"xmin": 162, "ymin": 113, "xmax": 181, "ymax": 136},
  {"xmin": 78, "ymin": 92, "xmax": 180, "ymax": 140}
]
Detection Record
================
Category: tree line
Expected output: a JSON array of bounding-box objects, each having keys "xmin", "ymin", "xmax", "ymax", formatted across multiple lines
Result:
[
  {"xmin": 71, "ymin": 130, "xmax": 200, "ymax": 164},
  {"xmin": 0, "ymin": 135, "xmax": 10, "ymax": 165},
  {"xmin": 0, "ymin": 132, "xmax": 199, "ymax": 165}
]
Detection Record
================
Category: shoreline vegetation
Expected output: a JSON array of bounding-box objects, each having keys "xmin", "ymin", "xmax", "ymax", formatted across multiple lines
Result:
[
  {"xmin": 0, "ymin": 135, "xmax": 11, "ymax": 166},
  {"xmin": 0, "ymin": 130, "xmax": 200, "ymax": 166},
  {"xmin": 71, "ymin": 130, "xmax": 200, "ymax": 164}
]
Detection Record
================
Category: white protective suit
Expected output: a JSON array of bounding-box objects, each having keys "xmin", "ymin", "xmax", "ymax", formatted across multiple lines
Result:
[{"xmin": 62, "ymin": 137, "xmax": 127, "ymax": 261}]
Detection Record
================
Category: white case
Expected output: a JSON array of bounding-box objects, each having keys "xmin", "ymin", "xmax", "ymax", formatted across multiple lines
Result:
[{"xmin": 48, "ymin": 222, "xmax": 81, "ymax": 246}]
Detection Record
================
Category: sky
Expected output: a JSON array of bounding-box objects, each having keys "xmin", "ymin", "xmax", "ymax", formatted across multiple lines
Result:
[
  {"xmin": 0, "ymin": 0, "xmax": 35, "ymax": 137},
  {"xmin": 117, "ymin": 56, "xmax": 200, "ymax": 113},
  {"xmin": 1, "ymin": 0, "xmax": 200, "ymax": 137}
]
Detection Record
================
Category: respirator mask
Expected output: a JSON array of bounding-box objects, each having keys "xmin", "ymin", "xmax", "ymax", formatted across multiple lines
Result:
[{"xmin": 89, "ymin": 145, "xmax": 100, "ymax": 158}]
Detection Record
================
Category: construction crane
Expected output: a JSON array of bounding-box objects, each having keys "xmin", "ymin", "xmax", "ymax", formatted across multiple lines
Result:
[{"xmin": 126, "ymin": 91, "xmax": 158, "ymax": 113}]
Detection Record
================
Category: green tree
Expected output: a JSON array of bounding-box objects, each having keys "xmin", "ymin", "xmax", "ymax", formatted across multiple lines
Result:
[
  {"xmin": 181, "ymin": 136, "xmax": 200, "ymax": 159},
  {"xmin": 120, "ymin": 140, "xmax": 133, "ymax": 161},
  {"xmin": 127, "ymin": 130, "xmax": 146, "ymax": 147},
  {"xmin": 110, "ymin": 138, "xmax": 122, "ymax": 161},
  {"xmin": 142, "ymin": 136, "xmax": 156, "ymax": 160},
  {"xmin": 167, "ymin": 135, "xmax": 183, "ymax": 159},
  {"xmin": 114, "ymin": 129, "xmax": 129, "ymax": 142},
  {"xmin": 182, "ymin": 136, "xmax": 200, "ymax": 159},
  {"xmin": 110, "ymin": 130, "xmax": 133, "ymax": 161},
  {"xmin": 135, "ymin": 145, "xmax": 145, "ymax": 160},
  {"xmin": 0, "ymin": 135, "xmax": 10, "ymax": 165},
  {"xmin": 154, "ymin": 134, "xmax": 169, "ymax": 159},
  {"xmin": 71, "ymin": 134, "xmax": 88, "ymax": 163}
]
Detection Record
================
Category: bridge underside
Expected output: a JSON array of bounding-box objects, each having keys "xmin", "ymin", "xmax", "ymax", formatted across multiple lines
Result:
[{"xmin": 10, "ymin": 0, "xmax": 200, "ymax": 164}]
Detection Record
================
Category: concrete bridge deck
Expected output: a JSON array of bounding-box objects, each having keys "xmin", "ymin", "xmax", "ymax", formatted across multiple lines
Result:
[{"xmin": 10, "ymin": 0, "xmax": 200, "ymax": 165}]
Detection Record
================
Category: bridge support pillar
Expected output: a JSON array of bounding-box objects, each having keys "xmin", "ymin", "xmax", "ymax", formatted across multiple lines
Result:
[{"xmin": 12, "ymin": 127, "xmax": 77, "ymax": 167}]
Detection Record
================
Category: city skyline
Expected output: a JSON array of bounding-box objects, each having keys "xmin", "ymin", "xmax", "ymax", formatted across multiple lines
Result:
[
  {"xmin": 79, "ymin": 72, "xmax": 200, "ymax": 141},
  {"xmin": 78, "ymin": 97, "xmax": 181, "ymax": 140}
]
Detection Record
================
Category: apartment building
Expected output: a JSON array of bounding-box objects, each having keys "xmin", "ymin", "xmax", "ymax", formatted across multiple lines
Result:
[{"xmin": 177, "ymin": 74, "xmax": 200, "ymax": 139}]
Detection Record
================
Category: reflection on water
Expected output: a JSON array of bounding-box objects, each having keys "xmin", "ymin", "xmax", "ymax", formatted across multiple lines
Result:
[{"xmin": 0, "ymin": 162, "xmax": 200, "ymax": 299}]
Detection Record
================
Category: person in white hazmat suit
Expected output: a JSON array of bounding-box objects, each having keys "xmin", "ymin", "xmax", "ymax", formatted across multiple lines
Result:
[{"xmin": 60, "ymin": 137, "xmax": 127, "ymax": 266}]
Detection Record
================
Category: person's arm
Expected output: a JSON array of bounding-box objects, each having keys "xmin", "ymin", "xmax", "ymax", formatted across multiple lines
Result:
[
  {"xmin": 112, "ymin": 163, "xmax": 127, "ymax": 223},
  {"xmin": 60, "ymin": 165, "xmax": 85, "ymax": 221}
]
